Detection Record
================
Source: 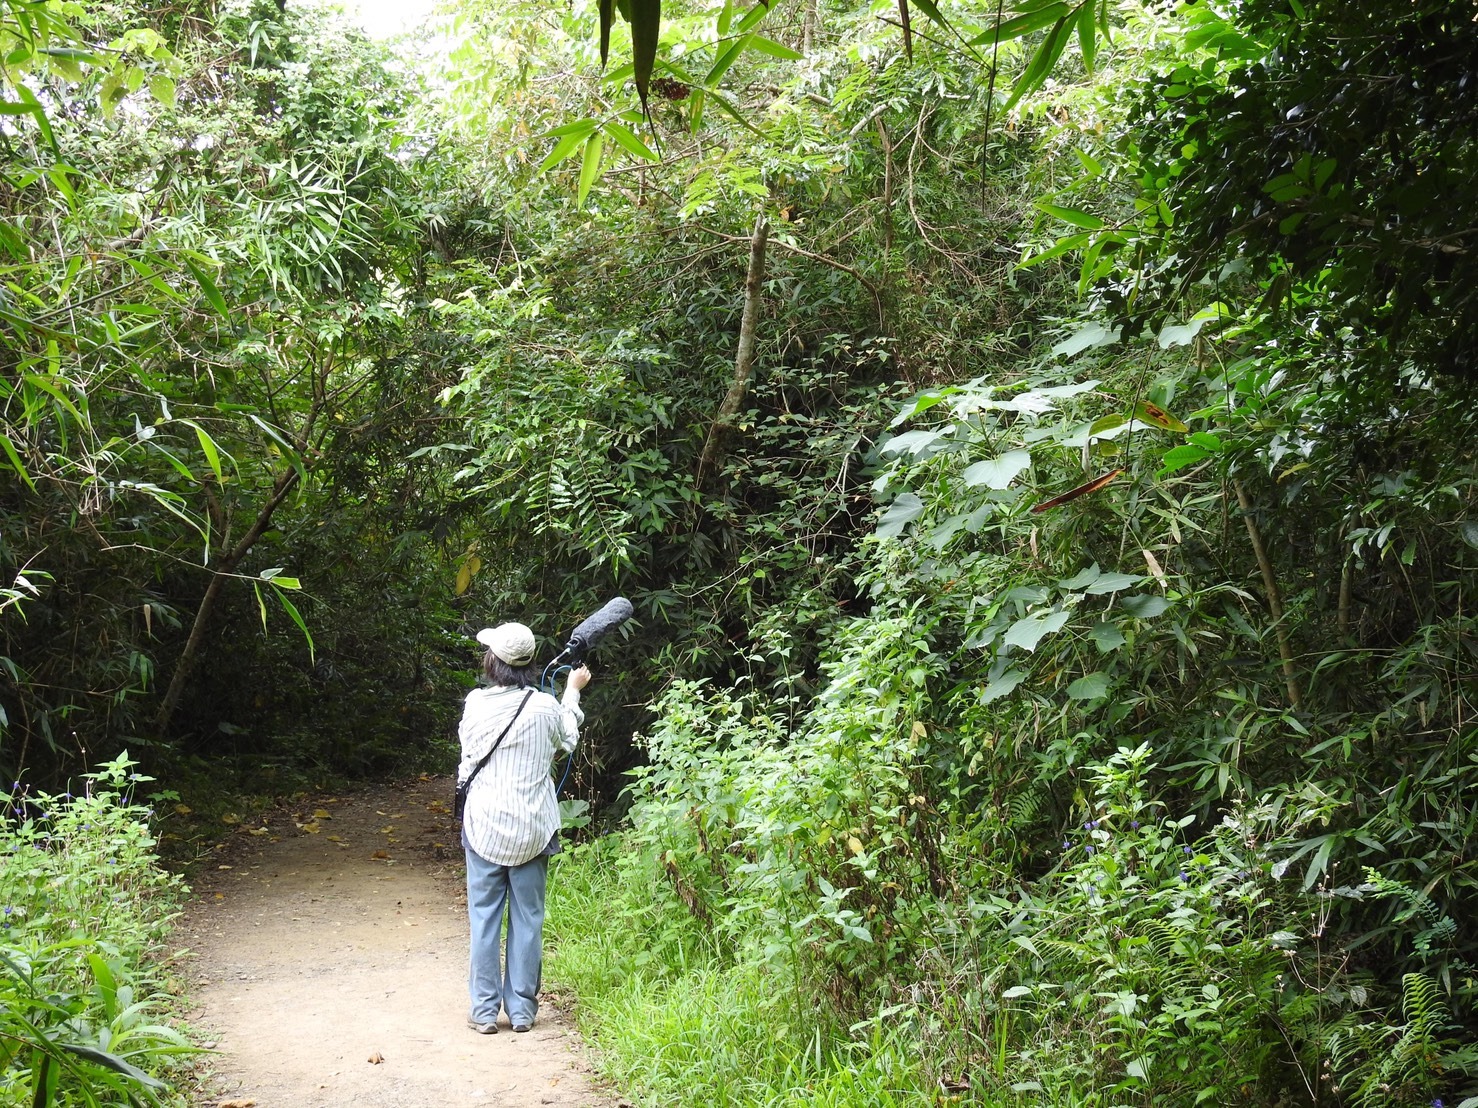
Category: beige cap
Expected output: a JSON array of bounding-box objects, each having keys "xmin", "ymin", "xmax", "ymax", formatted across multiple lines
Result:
[{"xmin": 475, "ymin": 622, "xmax": 537, "ymax": 666}]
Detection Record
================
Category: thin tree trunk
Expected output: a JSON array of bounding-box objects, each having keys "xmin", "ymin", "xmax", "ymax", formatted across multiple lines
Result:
[
  {"xmin": 876, "ymin": 116, "xmax": 894, "ymax": 256},
  {"xmin": 1234, "ymin": 479, "xmax": 1302, "ymax": 710},
  {"xmin": 153, "ymin": 467, "xmax": 301, "ymax": 737},
  {"xmin": 696, "ymin": 213, "xmax": 768, "ymax": 490}
]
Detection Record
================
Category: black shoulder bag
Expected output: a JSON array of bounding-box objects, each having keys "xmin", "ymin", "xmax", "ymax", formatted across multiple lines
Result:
[{"xmin": 454, "ymin": 688, "xmax": 534, "ymax": 821}]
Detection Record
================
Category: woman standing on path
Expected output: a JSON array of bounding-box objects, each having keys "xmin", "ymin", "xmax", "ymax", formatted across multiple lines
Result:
[{"xmin": 458, "ymin": 621, "xmax": 590, "ymax": 1035}]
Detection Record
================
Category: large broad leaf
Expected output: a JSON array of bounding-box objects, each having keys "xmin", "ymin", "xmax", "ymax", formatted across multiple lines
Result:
[
  {"xmin": 1058, "ymin": 564, "xmax": 1101, "ymax": 590},
  {"xmin": 1084, "ymin": 571, "xmax": 1143, "ymax": 595},
  {"xmin": 1157, "ymin": 443, "xmax": 1210, "ymax": 477},
  {"xmin": 876, "ymin": 492, "xmax": 925, "ymax": 538},
  {"xmin": 1121, "ymin": 594, "xmax": 1171, "ymax": 619},
  {"xmin": 1157, "ymin": 303, "xmax": 1230, "ymax": 349},
  {"xmin": 1051, "ymin": 321, "xmax": 1118, "ymax": 358},
  {"xmin": 1001, "ymin": 610, "xmax": 1071, "ymax": 652},
  {"xmin": 880, "ymin": 428, "xmax": 945, "ymax": 456},
  {"xmin": 961, "ymin": 450, "xmax": 1032, "ymax": 489},
  {"xmin": 980, "ymin": 669, "xmax": 1027, "ymax": 703},
  {"xmin": 1067, "ymin": 672, "xmax": 1112, "ymax": 701},
  {"xmin": 1089, "ymin": 622, "xmax": 1126, "ymax": 653},
  {"xmin": 1132, "ymin": 399, "xmax": 1190, "ymax": 433}
]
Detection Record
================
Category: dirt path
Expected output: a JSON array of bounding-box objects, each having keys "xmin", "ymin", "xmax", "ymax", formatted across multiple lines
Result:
[{"xmin": 175, "ymin": 777, "xmax": 623, "ymax": 1108}]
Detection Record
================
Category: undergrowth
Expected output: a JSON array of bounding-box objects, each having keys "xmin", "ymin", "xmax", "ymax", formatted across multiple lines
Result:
[
  {"xmin": 0, "ymin": 753, "xmax": 194, "ymax": 1107},
  {"xmin": 546, "ymin": 835, "xmax": 928, "ymax": 1107}
]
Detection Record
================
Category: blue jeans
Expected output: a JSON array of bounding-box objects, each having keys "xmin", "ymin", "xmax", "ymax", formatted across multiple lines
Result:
[{"xmin": 464, "ymin": 844, "xmax": 548, "ymax": 1026}]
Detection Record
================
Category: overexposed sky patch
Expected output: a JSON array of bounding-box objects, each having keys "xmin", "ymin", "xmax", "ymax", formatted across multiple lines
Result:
[{"xmin": 326, "ymin": 0, "xmax": 439, "ymax": 40}]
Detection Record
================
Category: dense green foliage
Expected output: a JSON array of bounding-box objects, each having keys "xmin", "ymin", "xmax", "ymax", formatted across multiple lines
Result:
[
  {"xmin": 0, "ymin": 0, "xmax": 465, "ymax": 793},
  {"xmin": 1, "ymin": 755, "xmax": 190, "ymax": 1106},
  {"xmin": 1, "ymin": 0, "xmax": 1476, "ymax": 1103}
]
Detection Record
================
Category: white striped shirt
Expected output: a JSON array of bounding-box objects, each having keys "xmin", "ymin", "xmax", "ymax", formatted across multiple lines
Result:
[{"xmin": 457, "ymin": 683, "xmax": 583, "ymax": 867}]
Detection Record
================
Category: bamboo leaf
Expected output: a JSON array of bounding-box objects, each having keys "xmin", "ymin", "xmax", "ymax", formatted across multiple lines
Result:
[
  {"xmin": 177, "ymin": 419, "xmax": 227, "ymax": 485},
  {"xmin": 603, "ymin": 120, "xmax": 657, "ymax": 161},
  {"xmin": 1006, "ymin": 14, "xmax": 1072, "ymax": 109},
  {"xmin": 630, "ymin": 0, "xmax": 661, "ymax": 109},
  {"xmin": 599, "ymin": 0, "xmax": 614, "ymax": 64},
  {"xmin": 14, "ymin": 84, "xmax": 56, "ymax": 154},
  {"xmin": 0, "ymin": 432, "xmax": 36, "ymax": 492},
  {"xmin": 906, "ymin": 0, "xmax": 953, "ymax": 35},
  {"xmin": 247, "ymin": 414, "xmax": 307, "ymax": 488},
  {"xmin": 747, "ymin": 35, "xmax": 803, "ymax": 60},
  {"xmin": 1076, "ymin": 0, "xmax": 1097, "ymax": 72},
  {"xmin": 1030, "ymin": 468, "xmax": 1123, "ymax": 513},
  {"xmin": 183, "ymin": 259, "xmax": 228, "ymax": 318},
  {"xmin": 1018, "ymin": 232, "xmax": 1089, "ymax": 269},
  {"xmin": 22, "ymin": 374, "xmax": 85, "ymax": 424},
  {"xmin": 537, "ymin": 128, "xmax": 592, "ymax": 174},
  {"xmin": 968, "ymin": 3, "xmax": 1070, "ymax": 44},
  {"xmin": 706, "ymin": 35, "xmax": 750, "ymax": 86},
  {"xmin": 275, "ymin": 589, "xmax": 316, "ymax": 663},
  {"xmin": 55, "ymin": 1044, "xmax": 166, "ymax": 1089},
  {"xmin": 732, "ymin": 1, "xmax": 775, "ymax": 34},
  {"xmin": 1038, "ymin": 200, "xmax": 1104, "ymax": 230},
  {"xmin": 577, "ymin": 132, "xmax": 605, "ymax": 207}
]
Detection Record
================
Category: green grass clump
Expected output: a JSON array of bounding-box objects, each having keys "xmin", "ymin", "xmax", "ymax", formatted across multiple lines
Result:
[
  {"xmin": 0, "ymin": 753, "xmax": 194, "ymax": 1107},
  {"xmin": 545, "ymin": 835, "xmax": 928, "ymax": 1107}
]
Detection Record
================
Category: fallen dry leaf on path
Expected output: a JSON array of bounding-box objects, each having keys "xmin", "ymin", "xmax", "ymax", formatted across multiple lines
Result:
[{"xmin": 218, "ymin": 1099, "xmax": 256, "ymax": 1107}]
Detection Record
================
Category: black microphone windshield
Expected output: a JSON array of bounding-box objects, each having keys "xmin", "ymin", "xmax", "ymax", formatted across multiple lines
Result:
[{"xmin": 567, "ymin": 597, "xmax": 634, "ymax": 659}]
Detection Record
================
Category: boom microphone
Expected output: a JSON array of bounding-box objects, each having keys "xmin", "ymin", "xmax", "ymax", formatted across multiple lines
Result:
[{"xmin": 563, "ymin": 597, "xmax": 634, "ymax": 665}]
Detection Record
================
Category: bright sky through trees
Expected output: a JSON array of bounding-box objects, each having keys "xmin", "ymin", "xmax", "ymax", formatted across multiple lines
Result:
[{"xmin": 318, "ymin": 0, "xmax": 437, "ymax": 39}]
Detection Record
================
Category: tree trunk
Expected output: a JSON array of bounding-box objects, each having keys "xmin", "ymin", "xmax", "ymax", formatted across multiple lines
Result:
[
  {"xmin": 153, "ymin": 467, "xmax": 301, "ymax": 738},
  {"xmin": 695, "ymin": 213, "xmax": 768, "ymax": 490},
  {"xmin": 1234, "ymin": 479, "xmax": 1302, "ymax": 710}
]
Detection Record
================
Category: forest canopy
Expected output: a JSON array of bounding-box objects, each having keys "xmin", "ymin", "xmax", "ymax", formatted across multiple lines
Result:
[{"xmin": 1, "ymin": 0, "xmax": 1475, "ymax": 1103}]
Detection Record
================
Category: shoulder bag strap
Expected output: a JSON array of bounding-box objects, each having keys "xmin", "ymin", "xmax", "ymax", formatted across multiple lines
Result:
[{"xmin": 458, "ymin": 688, "xmax": 535, "ymax": 793}]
